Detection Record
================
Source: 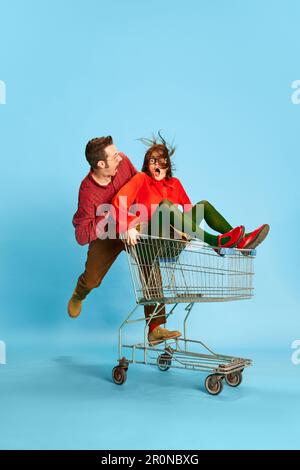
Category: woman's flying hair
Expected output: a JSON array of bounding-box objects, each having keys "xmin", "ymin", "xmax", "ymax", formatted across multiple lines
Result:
[{"xmin": 140, "ymin": 131, "xmax": 176, "ymax": 180}]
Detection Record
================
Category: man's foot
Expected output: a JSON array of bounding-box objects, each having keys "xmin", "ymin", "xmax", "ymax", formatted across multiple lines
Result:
[
  {"xmin": 148, "ymin": 326, "xmax": 182, "ymax": 346},
  {"xmin": 67, "ymin": 292, "xmax": 82, "ymax": 318},
  {"xmin": 214, "ymin": 225, "xmax": 245, "ymax": 255},
  {"xmin": 237, "ymin": 224, "xmax": 270, "ymax": 252}
]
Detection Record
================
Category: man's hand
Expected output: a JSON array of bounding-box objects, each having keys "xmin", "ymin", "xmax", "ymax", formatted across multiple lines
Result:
[{"xmin": 124, "ymin": 227, "xmax": 140, "ymax": 246}]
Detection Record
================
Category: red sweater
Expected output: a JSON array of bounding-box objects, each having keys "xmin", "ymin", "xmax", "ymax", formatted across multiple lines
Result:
[
  {"xmin": 112, "ymin": 172, "xmax": 192, "ymax": 233},
  {"xmin": 72, "ymin": 154, "xmax": 137, "ymax": 245}
]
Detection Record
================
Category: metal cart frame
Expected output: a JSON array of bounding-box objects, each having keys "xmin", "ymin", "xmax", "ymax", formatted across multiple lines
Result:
[{"xmin": 112, "ymin": 235, "xmax": 255, "ymax": 395}]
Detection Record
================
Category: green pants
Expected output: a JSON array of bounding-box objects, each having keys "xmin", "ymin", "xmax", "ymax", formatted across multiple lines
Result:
[{"xmin": 143, "ymin": 199, "xmax": 234, "ymax": 246}]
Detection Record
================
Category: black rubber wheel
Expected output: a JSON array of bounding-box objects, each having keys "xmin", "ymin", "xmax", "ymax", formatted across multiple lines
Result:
[
  {"xmin": 204, "ymin": 374, "xmax": 224, "ymax": 395},
  {"xmin": 157, "ymin": 354, "xmax": 172, "ymax": 371},
  {"xmin": 112, "ymin": 366, "xmax": 127, "ymax": 385},
  {"xmin": 225, "ymin": 371, "xmax": 243, "ymax": 387}
]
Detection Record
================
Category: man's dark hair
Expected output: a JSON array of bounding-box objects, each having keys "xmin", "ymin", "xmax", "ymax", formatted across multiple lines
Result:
[
  {"xmin": 140, "ymin": 131, "xmax": 175, "ymax": 180},
  {"xmin": 85, "ymin": 136, "xmax": 113, "ymax": 169}
]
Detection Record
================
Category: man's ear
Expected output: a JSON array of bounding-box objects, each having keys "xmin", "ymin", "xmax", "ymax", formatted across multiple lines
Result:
[{"xmin": 97, "ymin": 160, "xmax": 106, "ymax": 169}]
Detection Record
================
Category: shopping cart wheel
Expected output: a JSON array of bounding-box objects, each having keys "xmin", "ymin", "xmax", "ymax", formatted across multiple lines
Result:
[
  {"xmin": 112, "ymin": 366, "xmax": 127, "ymax": 385},
  {"xmin": 157, "ymin": 354, "xmax": 172, "ymax": 371},
  {"xmin": 225, "ymin": 371, "xmax": 243, "ymax": 387},
  {"xmin": 204, "ymin": 374, "xmax": 224, "ymax": 395}
]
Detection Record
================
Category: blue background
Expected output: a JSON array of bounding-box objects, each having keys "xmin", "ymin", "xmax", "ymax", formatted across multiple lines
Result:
[{"xmin": 0, "ymin": 0, "xmax": 299, "ymax": 450}]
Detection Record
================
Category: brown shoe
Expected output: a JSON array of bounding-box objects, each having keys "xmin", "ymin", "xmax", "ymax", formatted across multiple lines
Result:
[
  {"xmin": 67, "ymin": 292, "xmax": 82, "ymax": 318},
  {"xmin": 148, "ymin": 326, "xmax": 181, "ymax": 346}
]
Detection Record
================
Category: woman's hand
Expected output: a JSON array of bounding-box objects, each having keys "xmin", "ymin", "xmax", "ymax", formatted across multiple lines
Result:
[{"xmin": 124, "ymin": 227, "xmax": 140, "ymax": 246}]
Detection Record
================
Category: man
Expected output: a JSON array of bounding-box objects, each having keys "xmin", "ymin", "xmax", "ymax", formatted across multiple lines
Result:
[{"xmin": 68, "ymin": 136, "xmax": 181, "ymax": 344}]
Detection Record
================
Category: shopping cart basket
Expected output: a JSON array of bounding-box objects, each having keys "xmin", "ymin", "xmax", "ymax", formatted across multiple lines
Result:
[{"xmin": 112, "ymin": 235, "xmax": 256, "ymax": 395}]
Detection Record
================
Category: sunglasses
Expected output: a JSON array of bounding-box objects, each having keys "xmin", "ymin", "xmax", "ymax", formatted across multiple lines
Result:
[{"xmin": 148, "ymin": 157, "xmax": 168, "ymax": 165}]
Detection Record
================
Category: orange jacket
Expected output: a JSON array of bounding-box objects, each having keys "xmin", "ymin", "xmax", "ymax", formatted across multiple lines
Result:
[{"xmin": 112, "ymin": 172, "xmax": 192, "ymax": 232}]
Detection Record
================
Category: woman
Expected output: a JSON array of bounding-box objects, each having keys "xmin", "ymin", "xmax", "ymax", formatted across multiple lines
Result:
[
  {"xmin": 112, "ymin": 133, "xmax": 269, "ymax": 345},
  {"xmin": 112, "ymin": 134, "xmax": 269, "ymax": 250}
]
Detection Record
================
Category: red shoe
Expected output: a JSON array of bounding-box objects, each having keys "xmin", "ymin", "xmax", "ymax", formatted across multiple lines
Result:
[
  {"xmin": 237, "ymin": 224, "xmax": 270, "ymax": 252},
  {"xmin": 214, "ymin": 226, "xmax": 245, "ymax": 255}
]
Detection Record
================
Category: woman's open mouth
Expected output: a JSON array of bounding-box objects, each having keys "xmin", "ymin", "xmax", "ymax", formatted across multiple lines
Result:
[{"xmin": 154, "ymin": 168, "xmax": 161, "ymax": 177}]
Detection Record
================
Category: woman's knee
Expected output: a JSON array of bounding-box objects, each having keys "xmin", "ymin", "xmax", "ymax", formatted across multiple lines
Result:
[
  {"xmin": 197, "ymin": 200, "xmax": 216, "ymax": 213},
  {"xmin": 159, "ymin": 199, "xmax": 173, "ymax": 207},
  {"xmin": 197, "ymin": 199, "xmax": 210, "ymax": 207}
]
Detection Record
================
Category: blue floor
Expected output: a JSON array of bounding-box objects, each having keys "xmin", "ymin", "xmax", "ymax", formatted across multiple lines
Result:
[{"xmin": 0, "ymin": 335, "xmax": 299, "ymax": 450}]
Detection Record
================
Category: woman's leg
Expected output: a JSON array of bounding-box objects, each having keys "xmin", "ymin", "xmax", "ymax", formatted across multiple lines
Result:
[
  {"xmin": 186, "ymin": 200, "xmax": 233, "ymax": 234},
  {"xmin": 191, "ymin": 201, "xmax": 269, "ymax": 243},
  {"xmin": 149, "ymin": 199, "xmax": 230, "ymax": 246}
]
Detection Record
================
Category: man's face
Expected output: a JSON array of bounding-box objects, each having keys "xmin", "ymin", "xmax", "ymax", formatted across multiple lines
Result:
[
  {"xmin": 148, "ymin": 151, "xmax": 169, "ymax": 181},
  {"xmin": 98, "ymin": 144, "xmax": 122, "ymax": 176}
]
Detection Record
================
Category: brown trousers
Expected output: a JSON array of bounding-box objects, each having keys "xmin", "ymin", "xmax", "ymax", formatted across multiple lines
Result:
[{"xmin": 75, "ymin": 238, "xmax": 166, "ymax": 329}]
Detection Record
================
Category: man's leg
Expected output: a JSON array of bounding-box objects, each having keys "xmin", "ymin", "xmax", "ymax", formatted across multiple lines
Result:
[
  {"xmin": 144, "ymin": 304, "xmax": 166, "ymax": 329},
  {"xmin": 69, "ymin": 236, "xmax": 171, "ymax": 329},
  {"xmin": 135, "ymin": 240, "xmax": 167, "ymax": 329},
  {"xmin": 68, "ymin": 238, "xmax": 125, "ymax": 317},
  {"xmin": 135, "ymin": 234, "xmax": 181, "ymax": 344}
]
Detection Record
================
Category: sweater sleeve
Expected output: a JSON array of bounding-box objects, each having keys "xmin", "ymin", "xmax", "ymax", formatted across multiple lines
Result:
[
  {"xmin": 119, "ymin": 152, "xmax": 138, "ymax": 177},
  {"xmin": 112, "ymin": 172, "xmax": 146, "ymax": 233},
  {"xmin": 72, "ymin": 186, "xmax": 102, "ymax": 245}
]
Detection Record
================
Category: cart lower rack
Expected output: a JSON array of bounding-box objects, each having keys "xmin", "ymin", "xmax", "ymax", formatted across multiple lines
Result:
[{"xmin": 112, "ymin": 235, "xmax": 255, "ymax": 395}]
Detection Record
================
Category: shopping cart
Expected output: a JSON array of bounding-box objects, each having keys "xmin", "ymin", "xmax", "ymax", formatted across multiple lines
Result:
[{"xmin": 112, "ymin": 235, "xmax": 256, "ymax": 395}]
